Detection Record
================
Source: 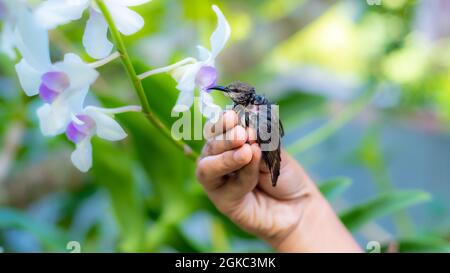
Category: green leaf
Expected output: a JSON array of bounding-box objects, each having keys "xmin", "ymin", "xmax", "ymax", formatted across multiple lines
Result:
[
  {"xmin": 117, "ymin": 105, "xmax": 198, "ymax": 251},
  {"xmin": 340, "ymin": 190, "xmax": 431, "ymax": 231},
  {"xmin": 0, "ymin": 208, "xmax": 69, "ymax": 251},
  {"xmin": 97, "ymin": 74, "xmax": 201, "ymax": 251},
  {"xmin": 318, "ymin": 177, "xmax": 352, "ymax": 200},
  {"xmin": 91, "ymin": 138, "xmax": 147, "ymax": 252},
  {"xmin": 393, "ymin": 236, "xmax": 450, "ymax": 253}
]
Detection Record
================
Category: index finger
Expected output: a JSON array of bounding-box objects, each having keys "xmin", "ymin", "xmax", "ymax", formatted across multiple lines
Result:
[
  {"xmin": 203, "ymin": 110, "xmax": 238, "ymax": 139},
  {"xmin": 196, "ymin": 144, "xmax": 253, "ymax": 190}
]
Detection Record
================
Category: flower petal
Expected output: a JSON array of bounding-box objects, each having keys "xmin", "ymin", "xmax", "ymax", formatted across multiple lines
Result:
[
  {"xmin": 66, "ymin": 119, "xmax": 88, "ymax": 143},
  {"xmin": 62, "ymin": 87, "xmax": 89, "ymax": 114},
  {"xmin": 83, "ymin": 8, "xmax": 113, "ymax": 59},
  {"xmin": 14, "ymin": 8, "xmax": 52, "ymax": 70},
  {"xmin": 36, "ymin": 87, "xmax": 89, "ymax": 136},
  {"xmin": 1, "ymin": 21, "xmax": 16, "ymax": 59},
  {"xmin": 39, "ymin": 83, "xmax": 60, "ymax": 103},
  {"xmin": 173, "ymin": 90, "xmax": 195, "ymax": 113},
  {"xmin": 54, "ymin": 53, "xmax": 99, "ymax": 91},
  {"xmin": 195, "ymin": 66, "xmax": 217, "ymax": 90},
  {"xmin": 208, "ymin": 5, "xmax": 231, "ymax": 62},
  {"xmin": 199, "ymin": 91, "xmax": 221, "ymax": 121},
  {"xmin": 171, "ymin": 63, "xmax": 202, "ymax": 112},
  {"xmin": 107, "ymin": 2, "xmax": 145, "ymax": 35},
  {"xmin": 36, "ymin": 103, "xmax": 71, "ymax": 136},
  {"xmin": 41, "ymin": 71, "xmax": 70, "ymax": 92},
  {"xmin": 15, "ymin": 58, "xmax": 42, "ymax": 96},
  {"xmin": 84, "ymin": 107, "xmax": 127, "ymax": 141},
  {"xmin": 174, "ymin": 63, "xmax": 201, "ymax": 92},
  {"xmin": 70, "ymin": 137, "xmax": 93, "ymax": 172},
  {"xmin": 34, "ymin": 0, "xmax": 90, "ymax": 29},
  {"xmin": 197, "ymin": 45, "xmax": 211, "ymax": 62}
]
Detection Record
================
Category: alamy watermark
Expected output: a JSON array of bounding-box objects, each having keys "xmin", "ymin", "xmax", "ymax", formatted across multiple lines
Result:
[
  {"xmin": 366, "ymin": 241, "xmax": 381, "ymax": 253},
  {"xmin": 0, "ymin": 242, "xmax": 81, "ymax": 253},
  {"xmin": 171, "ymin": 102, "xmax": 282, "ymax": 152},
  {"xmin": 66, "ymin": 241, "xmax": 81, "ymax": 253},
  {"xmin": 0, "ymin": 241, "xmax": 381, "ymax": 253}
]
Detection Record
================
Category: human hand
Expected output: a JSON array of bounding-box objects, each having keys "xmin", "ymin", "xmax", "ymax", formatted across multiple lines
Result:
[{"xmin": 197, "ymin": 111, "xmax": 361, "ymax": 252}]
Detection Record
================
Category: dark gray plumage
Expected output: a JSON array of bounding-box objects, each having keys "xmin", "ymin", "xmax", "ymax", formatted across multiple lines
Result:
[{"xmin": 209, "ymin": 81, "xmax": 284, "ymax": 186}]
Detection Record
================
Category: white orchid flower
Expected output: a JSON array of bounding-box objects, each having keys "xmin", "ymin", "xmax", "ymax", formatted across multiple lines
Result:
[
  {"xmin": 0, "ymin": 0, "xmax": 24, "ymax": 59},
  {"xmin": 140, "ymin": 5, "xmax": 231, "ymax": 120},
  {"xmin": 65, "ymin": 105, "xmax": 141, "ymax": 172},
  {"xmin": 34, "ymin": 0, "xmax": 151, "ymax": 59},
  {"xmin": 14, "ymin": 8, "xmax": 99, "ymax": 136},
  {"xmin": 140, "ymin": 5, "xmax": 230, "ymax": 120},
  {"xmin": 172, "ymin": 5, "xmax": 230, "ymax": 120}
]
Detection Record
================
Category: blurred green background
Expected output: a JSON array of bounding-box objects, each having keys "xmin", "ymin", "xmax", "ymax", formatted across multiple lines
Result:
[{"xmin": 0, "ymin": 0, "xmax": 450, "ymax": 253}]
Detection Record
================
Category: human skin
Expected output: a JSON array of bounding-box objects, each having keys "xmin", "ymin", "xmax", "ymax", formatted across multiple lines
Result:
[{"xmin": 196, "ymin": 111, "xmax": 362, "ymax": 253}]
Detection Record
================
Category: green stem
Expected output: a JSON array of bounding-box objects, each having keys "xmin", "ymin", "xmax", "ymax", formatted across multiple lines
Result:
[
  {"xmin": 95, "ymin": 0, "xmax": 198, "ymax": 161},
  {"xmin": 287, "ymin": 88, "xmax": 376, "ymax": 155}
]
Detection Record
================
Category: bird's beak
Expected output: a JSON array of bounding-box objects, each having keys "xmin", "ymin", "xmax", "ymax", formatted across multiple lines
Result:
[{"xmin": 208, "ymin": 86, "xmax": 229, "ymax": 92}]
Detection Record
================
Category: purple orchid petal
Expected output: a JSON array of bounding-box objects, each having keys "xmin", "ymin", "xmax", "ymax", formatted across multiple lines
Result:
[
  {"xmin": 39, "ymin": 83, "xmax": 60, "ymax": 103},
  {"xmin": 74, "ymin": 115, "xmax": 96, "ymax": 132},
  {"xmin": 66, "ymin": 115, "xmax": 96, "ymax": 144},
  {"xmin": 41, "ymin": 71, "xmax": 70, "ymax": 93},
  {"xmin": 195, "ymin": 66, "xmax": 218, "ymax": 91},
  {"xmin": 38, "ymin": 71, "xmax": 70, "ymax": 104},
  {"xmin": 66, "ymin": 122, "xmax": 87, "ymax": 143}
]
